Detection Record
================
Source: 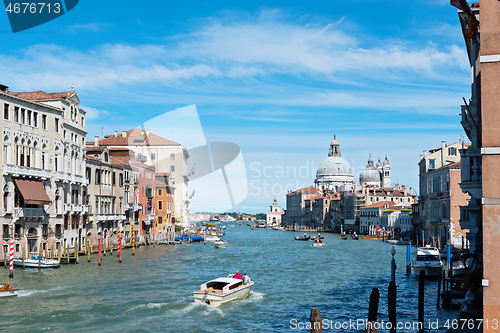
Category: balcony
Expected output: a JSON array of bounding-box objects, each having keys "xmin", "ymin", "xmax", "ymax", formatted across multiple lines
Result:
[
  {"xmin": 82, "ymin": 205, "xmax": 89, "ymax": 214},
  {"xmin": 54, "ymin": 172, "xmax": 88, "ymax": 185},
  {"xmin": 72, "ymin": 204, "xmax": 82, "ymax": 213},
  {"xmin": 64, "ymin": 203, "xmax": 71, "ymax": 213},
  {"xmin": 459, "ymin": 148, "xmax": 482, "ymax": 198},
  {"xmin": 14, "ymin": 207, "xmax": 44, "ymax": 218},
  {"xmin": 97, "ymin": 214, "xmax": 118, "ymax": 221},
  {"xmin": 100, "ymin": 184, "xmax": 111, "ymax": 190},
  {"xmin": 3, "ymin": 164, "xmax": 51, "ymax": 179}
]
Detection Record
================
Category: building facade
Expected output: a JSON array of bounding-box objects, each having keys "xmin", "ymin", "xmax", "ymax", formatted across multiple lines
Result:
[
  {"xmin": 1, "ymin": 85, "xmax": 88, "ymax": 257},
  {"xmin": 418, "ymin": 141, "xmax": 469, "ymax": 247},
  {"xmin": 266, "ymin": 197, "xmax": 284, "ymax": 227},
  {"xmin": 98, "ymin": 129, "xmax": 190, "ymax": 228}
]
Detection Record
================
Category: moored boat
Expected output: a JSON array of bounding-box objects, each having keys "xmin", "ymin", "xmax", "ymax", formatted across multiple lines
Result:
[
  {"xmin": 193, "ymin": 275, "xmax": 254, "ymax": 307},
  {"xmin": 0, "ymin": 284, "xmax": 18, "ymax": 298},
  {"xmin": 13, "ymin": 256, "xmax": 60, "ymax": 268},
  {"xmin": 412, "ymin": 246, "xmax": 444, "ymax": 278}
]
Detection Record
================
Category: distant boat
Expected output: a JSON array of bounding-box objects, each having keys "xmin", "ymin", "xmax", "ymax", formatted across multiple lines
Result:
[
  {"xmin": 13, "ymin": 256, "xmax": 59, "ymax": 268},
  {"xmin": 214, "ymin": 239, "xmax": 229, "ymax": 249},
  {"xmin": 174, "ymin": 236, "xmax": 203, "ymax": 242},
  {"xmin": 294, "ymin": 236, "xmax": 310, "ymax": 241}
]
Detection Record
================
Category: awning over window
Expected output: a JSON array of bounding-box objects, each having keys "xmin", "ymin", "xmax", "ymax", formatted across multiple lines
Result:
[{"xmin": 14, "ymin": 179, "xmax": 51, "ymax": 205}]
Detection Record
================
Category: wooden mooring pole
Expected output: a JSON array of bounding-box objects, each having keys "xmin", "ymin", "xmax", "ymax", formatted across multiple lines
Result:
[
  {"xmin": 437, "ymin": 268, "xmax": 442, "ymax": 309},
  {"xmin": 388, "ymin": 281, "xmax": 396, "ymax": 333},
  {"xmin": 418, "ymin": 270, "xmax": 426, "ymax": 332},
  {"xmin": 309, "ymin": 307, "xmax": 323, "ymax": 333},
  {"xmin": 365, "ymin": 288, "xmax": 380, "ymax": 333}
]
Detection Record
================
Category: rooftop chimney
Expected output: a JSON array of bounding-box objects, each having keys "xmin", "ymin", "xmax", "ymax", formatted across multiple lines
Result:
[
  {"xmin": 94, "ymin": 136, "xmax": 99, "ymax": 147},
  {"xmin": 114, "ymin": 131, "xmax": 117, "ymax": 137},
  {"xmin": 441, "ymin": 140, "xmax": 446, "ymax": 165},
  {"xmin": 145, "ymin": 129, "xmax": 150, "ymax": 135},
  {"xmin": 122, "ymin": 131, "xmax": 127, "ymax": 138}
]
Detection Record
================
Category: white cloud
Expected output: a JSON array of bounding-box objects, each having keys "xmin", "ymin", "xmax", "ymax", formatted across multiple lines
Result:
[{"xmin": 80, "ymin": 105, "xmax": 109, "ymax": 120}]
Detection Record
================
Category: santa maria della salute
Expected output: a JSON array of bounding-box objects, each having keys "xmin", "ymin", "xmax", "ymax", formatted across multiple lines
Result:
[
  {"xmin": 283, "ymin": 134, "xmax": 413, "ymax": 235},
  {"xmin": 314, "ymin": 135, "xmax": 391, "ymax": 192}
]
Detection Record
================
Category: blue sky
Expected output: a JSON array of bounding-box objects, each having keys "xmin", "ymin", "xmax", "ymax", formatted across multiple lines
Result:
[{"xmin": 0, "ymin": 0, "xmax": 471, "ymax": 213}]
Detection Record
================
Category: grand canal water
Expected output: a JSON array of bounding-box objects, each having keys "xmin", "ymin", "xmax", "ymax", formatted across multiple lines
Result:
[{"xmin": 1, "ymin": 226, "xmax": 458, "ymax": 332}]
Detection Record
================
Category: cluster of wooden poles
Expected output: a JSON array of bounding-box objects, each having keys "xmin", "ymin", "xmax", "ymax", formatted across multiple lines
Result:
[
  {"xmin": 309, "ymin": 246, "xmax": 431, "ymax": 333},
  {"xmin": 4, "ymin": 225, "xmax": 137, "ymax": 277}
]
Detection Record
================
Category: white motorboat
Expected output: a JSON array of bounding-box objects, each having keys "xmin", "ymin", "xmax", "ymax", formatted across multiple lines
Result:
[
  {"xmin": 0, "ymin": 284, "xmax": 18, "ymax": 298},
  {"xmin": 205, "ymin": 234, "xmax": 222, "ymax": 242},
  {"xmin": 214, "ymin": 239, "xmax": 228, "ymax": 248},
  {"xmin": 13, "ymin": 256, "xmax": 60, "ymax": 268},
  {"xmin": 412, "ymin": 246, "xmax": 443, "ymax": 278},
  {"xmin": 313, "ymin": 239, "xmax": 325, "ymax": 247},
  {"xmin": 193, "ymin": 276, "xmax": 254, "ymax": 307}
]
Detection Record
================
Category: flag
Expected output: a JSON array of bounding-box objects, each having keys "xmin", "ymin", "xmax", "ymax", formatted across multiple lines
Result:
[
  {"xmin": 188, "ymin": 164, "xmax": 195, "ymax": 177},
  {"xmin": 134, "ymin": 187, "xmax": 139, "ymax": 199},
  {"xmin": 188, "ymin": 190, "xmax": 195, "ymax": 199},
  {"xmin": 450, "ymin": 0, "xmax": 479, "ymax": 43}
]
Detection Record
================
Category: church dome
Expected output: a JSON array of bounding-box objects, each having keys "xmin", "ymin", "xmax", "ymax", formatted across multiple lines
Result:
[
  {"xmin": 315, "ymin": 135, "xmax": 354, "ymax": 191},
  {"xmin": 384, "ymin": 156, "xmax": 390, "ymax": 166},
  {"xmin": 317, "ymin": 156, "xmax": 353, "ymax": 177},
  {"xmin": 376, "ymin": 158, "xmax": 382, "ymax": 168},
  {"xmin": 360, "ymin": 154, "xmax": 381, "ymax": 186}
]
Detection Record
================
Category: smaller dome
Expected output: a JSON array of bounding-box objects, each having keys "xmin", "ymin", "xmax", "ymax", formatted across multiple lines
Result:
[
  {"xmin": 384, "ymin": 156, "xmax": 390, "ymax": 166},
  {"xmin": 376, "ymin": 158, "xmax": 382, "ymax": 168},
  {"xmin": 360, "ymin": 154, "xmax": 381, "ymax": 185}
]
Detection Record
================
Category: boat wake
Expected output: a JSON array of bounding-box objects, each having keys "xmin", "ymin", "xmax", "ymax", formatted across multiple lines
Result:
[
  {"xmin": 125, "ymin": 302, "xmax": 170, "ymax": 313},
  {"xmin": 18, "ymin": 285, "xmax": 66, "ymax": 297},
  {"xmin": 242, "ymin": 290, "xmax": 265, "ymax": 303}
]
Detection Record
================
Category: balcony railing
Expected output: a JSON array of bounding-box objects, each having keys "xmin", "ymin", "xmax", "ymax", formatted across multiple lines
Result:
[
  {"xmin": 54, "ymin": 171, "xmax": 88, "ymax": 185},
  {"xmin": 4, "ymin": 164, "xmax": 52, "ymax": 179},
  {"xmin": 82, "ymin": 205, "xmax": 89, "ymax": 213},
  {"xmin": 72, "ymin": 204, "xmax": 82, "ymax": 213},
  {"xmin": 97, "ymin": 214, "xmax": 118, "ymax": 221},
  {"xmin": 63, "ymin": 203, "xmax": 71, "ymax": 213},
  {"xmin": 14, "ymin": 207, "xmax": 44, "ymax": 217}
]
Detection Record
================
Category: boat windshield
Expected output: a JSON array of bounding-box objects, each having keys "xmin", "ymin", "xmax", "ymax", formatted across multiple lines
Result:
[
  {"xmin": 206, "ymin": 281, "xmax": 229, "ymax": 290},
  {"xmin": 416, "ymin": 255, "xmax": 441, "ymax": 261}
]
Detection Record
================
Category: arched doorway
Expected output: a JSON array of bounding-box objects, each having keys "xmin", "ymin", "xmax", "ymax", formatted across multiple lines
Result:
[{"xmin": 27, "ymin": 227, "xmax": 38, "ymax": 252}]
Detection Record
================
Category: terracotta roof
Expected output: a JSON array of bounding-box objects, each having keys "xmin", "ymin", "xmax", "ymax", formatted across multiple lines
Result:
[
  {"xmin": 110, "ymin": 156, "xmax": 131, "ymax": 167},
  {"xmin": 6, "ymin": 90, "xmax": 75, "ymax": 101},
  {"xmin": 98, "ymin": 128, "xmax": 180, "ymax": 147},
  {"xmin": 363, "ymin": 201, "xmax": 399, "ymax": 209},
  {"xmin": 447, "ymin": 161, "xmax": 461, "ymax": 168},
  {"xmin": 86, "ymin": 146, "xmax": 104, "ymax": 152},
  {"xmin": 85, "ymin": 155, "xmax": 100, "ymax": 162},
  {"xmin": 296, "ymin": 186, "xmax": 319, "ymax": 194}
]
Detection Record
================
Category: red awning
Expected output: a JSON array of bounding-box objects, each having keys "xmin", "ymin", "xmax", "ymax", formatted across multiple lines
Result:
[{"xmin": 14, "ymin": 179, "xmax": 51, "ymax": 205}]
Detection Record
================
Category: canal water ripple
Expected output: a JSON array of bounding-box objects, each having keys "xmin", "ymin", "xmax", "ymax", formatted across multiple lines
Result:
[{"xmin": 0, "ymin": 226, "xmax": 457, "ymax": 332}]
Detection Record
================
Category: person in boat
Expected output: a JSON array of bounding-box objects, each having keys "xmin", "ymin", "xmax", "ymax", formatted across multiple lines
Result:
[
  {"xmin": 243, "ymin": 272, "xmax": 251, "ymax": 284},
  {"xmin": 234, "ymin": 271, "xmax": 243, "ymax": 279},
  {"xmin": 304, "ymin": 233, "xmax": 307, "ymax": 238}
]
